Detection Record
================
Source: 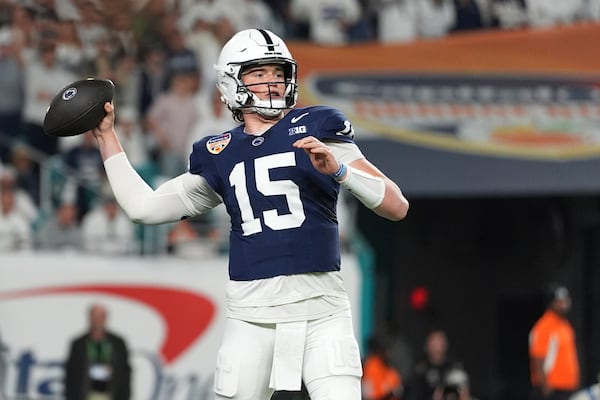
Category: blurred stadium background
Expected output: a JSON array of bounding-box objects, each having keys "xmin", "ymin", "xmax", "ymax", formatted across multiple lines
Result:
[{"xmin": 1, "ymin": 1, "xmax": 600, "ymax": 399}]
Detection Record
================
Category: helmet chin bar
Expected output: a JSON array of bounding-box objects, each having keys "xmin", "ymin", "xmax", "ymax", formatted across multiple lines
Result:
[{"xmin": 255, "ymin": 106, "xmax": 284, "ymax": 118}]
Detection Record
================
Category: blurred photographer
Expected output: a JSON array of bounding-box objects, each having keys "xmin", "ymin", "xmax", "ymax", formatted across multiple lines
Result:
[
  {"xmin": 408, "ymin": 329, "xmax": 462, "ymax": 400},
  {"xmin": 438, "ymin": 368, "xmax": 480, "ymax": 400}
]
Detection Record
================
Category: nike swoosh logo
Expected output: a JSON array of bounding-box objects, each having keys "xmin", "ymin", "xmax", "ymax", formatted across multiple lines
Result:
[{"xmin": 291, "ymin": 112, "xmax": 309, "ymax": 123}]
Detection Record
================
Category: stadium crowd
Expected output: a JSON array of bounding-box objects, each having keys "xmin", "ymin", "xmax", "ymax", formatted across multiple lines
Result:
[{"xmin": 0, "ymin": 0, "xmax": 599, "ymax": 256}]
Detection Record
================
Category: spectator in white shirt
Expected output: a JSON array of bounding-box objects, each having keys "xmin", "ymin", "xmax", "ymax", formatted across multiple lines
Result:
[
  {"xmin": 371, "ymin": 0, "xmax": 418, "ymax": 43},
  {"xmin": 115, "ymin": 106, "xmax": 149, "ymax": 170},
  {"xmin": 73, "ymin": 0, "xmax": 109, "ymax": 63},
  {"xmin": 81, "ymin": 192, "xmax": 137, "ymax": 256},
  {"xmin": 145, "ymin": 68, "xmax": 200, "ymax": 177},
  {"xmin": 184, "ymin": 11, "xmax": 236, "ymax": 97},
  {"xmin": 417, "ymin": 0, "xmax": 456, "ymax": 38},
  {"xmin": 35, "ymin": 202, "xmax": 81, "ymax": 251},
  {"xmin": 491, "ymin": 0, "xmax": 529, "ymax": 29},
  {"xmin": 289, "ymin": 0, "xmax": 362, "ymax": 45},
  {"xmin": 578, "ymin": 0, "xmax": 600, "ymax": 21},
  {"xmin": 186, "ymin": 86, "xmax": 233, "ymax": 152},
  {"xmin": 178, "ymin": 0, "xmax": 236, "ymax": 31},
  {"xmin": 0, "ymin": 165, "xmax": 38, "ymax": 225},
  {"xmin": 0, "ymin": 181, "xmax": 32, "ymax": 251},
  {"xmin": 525, "ymin": 0, "xmax": 583, "ymax": 27},
  {"xmin": 230, "ymin": 0, "xmax": 282, "ymax": 34}
]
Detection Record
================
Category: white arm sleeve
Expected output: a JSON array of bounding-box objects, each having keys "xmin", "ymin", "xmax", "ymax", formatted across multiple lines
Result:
[
  {"xmin": 103, "ymin": 152, "xmax": 222, "ymax": 224},
  {"xmin": 340, "ymin": 166, "xmax": 385, "ymax": 209},
  {"xmin": 326, "ymin": 141, "xmax": 385, "ymax": 209}
]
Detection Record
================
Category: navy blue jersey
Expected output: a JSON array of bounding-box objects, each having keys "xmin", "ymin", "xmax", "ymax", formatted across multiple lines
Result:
[{"xmin": 189, "ymin": 106, "xmax": 356, "ymax": 281}]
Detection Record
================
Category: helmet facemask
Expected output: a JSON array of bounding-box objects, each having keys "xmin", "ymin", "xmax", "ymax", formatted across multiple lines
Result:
[{"xmin": 237, "ymin": 59, "xmax": 297, "ymax": 118}]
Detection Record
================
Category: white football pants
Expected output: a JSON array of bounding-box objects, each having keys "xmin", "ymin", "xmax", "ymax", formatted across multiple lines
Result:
[{"xmin": 213, "ymin": 312, "xmax": 362, "ymax": 400}]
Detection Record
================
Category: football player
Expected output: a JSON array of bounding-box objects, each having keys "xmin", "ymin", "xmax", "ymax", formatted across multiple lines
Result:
[{"xmin": 91, "ymin": 28, "xmax": 409, "ymax": 400}]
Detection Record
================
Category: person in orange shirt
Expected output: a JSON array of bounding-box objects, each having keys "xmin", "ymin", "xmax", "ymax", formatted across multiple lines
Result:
[
  {"xmin": 529, "ymin": 285, "xmax": 580, "ymax": 400},
  {"xmin": 362, "ymin": 335, "xmax": 404, "ymax": 400}
]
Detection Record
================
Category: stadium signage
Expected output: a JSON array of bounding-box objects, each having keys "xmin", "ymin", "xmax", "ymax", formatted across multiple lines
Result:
[{"xmin": 0, "ymin": 253, "xmax": 360, "ymax": 400}]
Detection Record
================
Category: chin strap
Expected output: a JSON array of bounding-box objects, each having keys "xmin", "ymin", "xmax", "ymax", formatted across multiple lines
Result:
[{"xmin": 248, "ymin": 90, "xmax": 287, "ymax": 117}]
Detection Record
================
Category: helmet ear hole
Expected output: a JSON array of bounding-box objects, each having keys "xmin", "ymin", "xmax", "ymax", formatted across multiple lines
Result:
[{"xmin": 234, "ymin": 93, "xmax": 246, "ymax": 104}]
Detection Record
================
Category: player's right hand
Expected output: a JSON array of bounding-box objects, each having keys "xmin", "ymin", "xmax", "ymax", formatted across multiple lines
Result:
[{"xmin": 91, "ymin": 102, "xmax": 116, "ymax": 139}]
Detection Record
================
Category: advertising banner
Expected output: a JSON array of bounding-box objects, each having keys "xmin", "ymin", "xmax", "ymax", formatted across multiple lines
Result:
[
  {"xmin": 0, "ymin": 252, "xmax": 360, "ymax": 400},
  {"xmin": 289, "ymin": 23, "xmax": 600, "ymax": 196}
]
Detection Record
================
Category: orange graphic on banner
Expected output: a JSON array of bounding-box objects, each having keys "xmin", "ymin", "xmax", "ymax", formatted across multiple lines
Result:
[
  {"xmin": 289, "ymin": 23, "xmax": 600, "ymax": 78},
  {"xmin": 290, "ymin": 23, "xmax": 600, "ymax": 160}
]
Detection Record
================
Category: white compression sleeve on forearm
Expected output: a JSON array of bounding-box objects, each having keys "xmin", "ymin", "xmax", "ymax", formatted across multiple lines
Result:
[
  {"xmin": 340, "ymin": 166, "xmax": 386, "ymax": 209},
  {"xmin": 103, "ymin": 152, "xmax": 193, "ymax": 224}
]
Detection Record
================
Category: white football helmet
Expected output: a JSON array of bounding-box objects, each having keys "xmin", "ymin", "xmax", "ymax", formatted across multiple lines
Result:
[{"xmin": 214, "ymin": 29, "xmax": 298, "ymax": 119}]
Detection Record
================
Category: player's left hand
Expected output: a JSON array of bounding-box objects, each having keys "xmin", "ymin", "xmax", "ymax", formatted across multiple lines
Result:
[{"xmin": 293, "ymin": 136, "xmax": 339, "ymax": 175}]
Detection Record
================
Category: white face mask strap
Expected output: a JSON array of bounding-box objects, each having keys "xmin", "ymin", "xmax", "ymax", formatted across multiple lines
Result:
[{"xmin": 336, "ymin": 165, "xmax": 385, "ymax": 209}]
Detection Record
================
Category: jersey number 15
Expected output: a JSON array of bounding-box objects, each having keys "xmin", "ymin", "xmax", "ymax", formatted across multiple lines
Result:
[{"xmin": 229, "ymin": 152, "xmax": 306, "ymax": 236}]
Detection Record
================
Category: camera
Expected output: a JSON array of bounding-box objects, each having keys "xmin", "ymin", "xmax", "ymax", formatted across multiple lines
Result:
[
  {"xmin": 442, "ymin": 368, "xmax": 470, "ymax": 400},
  {"xmin": 442, "ymin": 384, "xmax": 461, "ymax": 400}
]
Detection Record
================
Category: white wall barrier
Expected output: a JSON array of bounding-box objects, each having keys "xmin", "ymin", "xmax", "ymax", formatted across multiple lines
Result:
[{"xmin": 0, "ymin": 252, "xmax": 361, "ymax": 400}]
